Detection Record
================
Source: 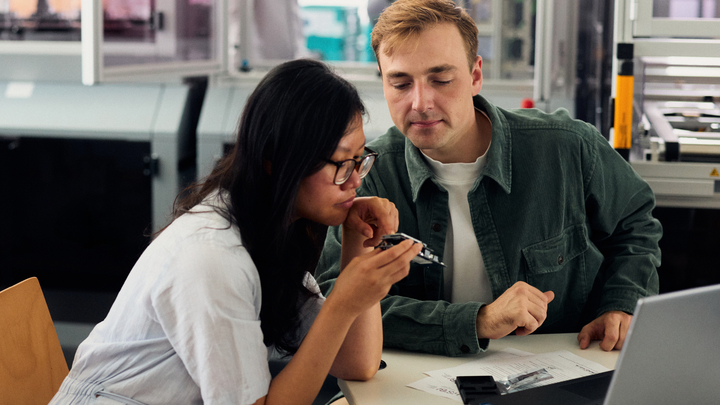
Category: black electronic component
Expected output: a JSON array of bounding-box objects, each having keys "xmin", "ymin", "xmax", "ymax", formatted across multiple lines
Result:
[
  {"xmin": 455, "ymin": 375, "xmax": 500, "ymax": 404},
  {"xmin": 376, "ymin": 233, "xmax": 445, "ymax": 267}
]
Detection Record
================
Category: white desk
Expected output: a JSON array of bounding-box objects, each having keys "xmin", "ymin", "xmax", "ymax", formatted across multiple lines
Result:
[{"xmin": 339, "ymin": 333, "xmax": 619, "ymax": 405}]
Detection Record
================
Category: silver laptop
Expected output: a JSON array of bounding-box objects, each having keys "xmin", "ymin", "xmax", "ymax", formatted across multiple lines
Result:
[{"xmin": 603, "ymin": 282, "xmax": 720, "ymax": 405}]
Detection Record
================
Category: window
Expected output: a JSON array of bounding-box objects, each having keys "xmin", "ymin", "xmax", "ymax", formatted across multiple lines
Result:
[
  {"xmin": 234, "ymin": 0, "xmax": 539, "ymax": 84},
  {"xmin": 0, "ymin": 0, "xmax": 81, "ymax": 41},
  {"xmin": 1, "ymin": 0, "xmax": 221, "ymax": 75},
  {"xmin": 634, "ymin": 0, "xmax": 720, "ymax": 38}
]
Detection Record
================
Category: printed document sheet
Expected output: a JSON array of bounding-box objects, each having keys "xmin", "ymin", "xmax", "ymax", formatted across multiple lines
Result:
[{"xmin": 407, "ymin": 348, "xmax": 610, "ymax": 402}]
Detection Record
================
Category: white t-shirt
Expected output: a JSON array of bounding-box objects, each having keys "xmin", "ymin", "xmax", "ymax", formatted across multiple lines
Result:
[
  {"xmin": 423, "ymin": 152, "xmax": 493, "ymax": 304},
  {"xmin": 49, "ymin": 193, "xmax": 324, "ymax": 405}
]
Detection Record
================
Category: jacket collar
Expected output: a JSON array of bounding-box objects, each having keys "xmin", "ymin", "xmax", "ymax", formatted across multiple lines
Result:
[{"xmin": 405, "ymin": 94, "xmax": 513, "ymax": 202}]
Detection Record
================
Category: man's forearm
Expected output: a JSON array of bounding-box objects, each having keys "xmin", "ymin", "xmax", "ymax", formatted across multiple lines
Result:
[{"xmin": 381, "ymin": 295, "xmax": 487, "ymax": 356}]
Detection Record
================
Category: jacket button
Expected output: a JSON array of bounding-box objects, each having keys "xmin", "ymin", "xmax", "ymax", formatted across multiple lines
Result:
[
  {"xmin": 557, "ymin": 256, "xmax": 564, "ymax": 265},
  {"xmin": 460, "ymin": 345, "xmax": 470, "ymax": 354},
  {"xmin": 432, "ymin": 223, "xmax": 442, "ymax": 232}
]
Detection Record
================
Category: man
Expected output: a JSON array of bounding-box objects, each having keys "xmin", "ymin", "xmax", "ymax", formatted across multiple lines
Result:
[{"xmin": 315, "ymin": 0, "xmax": 661, "ymax": 357}]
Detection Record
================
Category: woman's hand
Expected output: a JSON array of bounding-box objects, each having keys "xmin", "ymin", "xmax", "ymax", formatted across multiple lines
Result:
[
  {"xmin": 330, "ymin": 239, "xmax": 421, "ymax": 318},
  {"xmin": 327, "ymin": 196, "xmax": 413, "ymax": 381},
  {"xmin": 262, "ymin": 240, "xmax": 421, "ymax": 405},
  {"xmin": 338, "ymin": 196, "xmax": 405, "ymax": 298},
  {"xmin": 344, "ymin": 197, "xmax": 399, "ymax": 248}
]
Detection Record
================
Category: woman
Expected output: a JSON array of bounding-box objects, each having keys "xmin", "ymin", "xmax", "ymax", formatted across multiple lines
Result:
[{"xmin": 49, "ymin": 59, "xmax": 421, "ymax": 405}]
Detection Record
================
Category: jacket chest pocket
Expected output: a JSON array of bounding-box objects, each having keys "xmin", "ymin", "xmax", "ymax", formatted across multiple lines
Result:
[{"xmin": 521, "ymin": 224, "xmax": 590, "ymax": 328}]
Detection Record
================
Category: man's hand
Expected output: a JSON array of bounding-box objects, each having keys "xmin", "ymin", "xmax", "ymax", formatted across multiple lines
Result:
[
  {"xmin": 577, "ymin": 311, "xmax": 632, "ymax": 351},
  {"xmin": 476, "ymin": 282, "xmax": 554, "ymax": 339}
]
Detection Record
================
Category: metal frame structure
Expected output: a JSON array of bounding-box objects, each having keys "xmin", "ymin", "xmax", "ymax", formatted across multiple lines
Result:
[{"xmin": 612, "ymin": 0, "xmax": 720, "ymax": 208}]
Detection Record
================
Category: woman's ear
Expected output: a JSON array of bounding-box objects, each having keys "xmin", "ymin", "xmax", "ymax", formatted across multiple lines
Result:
[{"xmin": 263, "ymin": 160, "xmax": 272, "ymax": 175}]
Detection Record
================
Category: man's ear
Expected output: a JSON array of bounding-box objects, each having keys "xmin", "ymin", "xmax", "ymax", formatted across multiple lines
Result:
[{"xmin": 472, "ymin": 55, "xmax": 483, "ymax": 96}]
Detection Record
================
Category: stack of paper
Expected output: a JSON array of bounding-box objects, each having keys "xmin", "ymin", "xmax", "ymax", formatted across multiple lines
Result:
[{"xmin": 407, "ymin": 348, "xmax": 610, "ymax": 402}]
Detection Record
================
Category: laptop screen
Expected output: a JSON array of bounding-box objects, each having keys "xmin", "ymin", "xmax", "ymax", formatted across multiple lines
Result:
[{"xmin": 603, "ymin": 283, "xmax": 720, "ymax": 405}]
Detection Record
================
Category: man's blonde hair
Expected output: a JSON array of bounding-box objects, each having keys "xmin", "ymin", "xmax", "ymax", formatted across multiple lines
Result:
[{"xmin": 371, "ymin": 0, "xmax": 479, "ymax": 71}]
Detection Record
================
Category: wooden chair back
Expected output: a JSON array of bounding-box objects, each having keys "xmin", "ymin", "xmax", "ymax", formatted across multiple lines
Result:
[{"xmin": 0, "ymin": 277, "xmax": 69, "ymax": 405}]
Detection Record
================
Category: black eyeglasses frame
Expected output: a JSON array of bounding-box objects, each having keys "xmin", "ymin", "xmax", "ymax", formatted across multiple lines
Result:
[{"xmin": 322, "ymin": 146, "xmax": 379, "ymax": 185}]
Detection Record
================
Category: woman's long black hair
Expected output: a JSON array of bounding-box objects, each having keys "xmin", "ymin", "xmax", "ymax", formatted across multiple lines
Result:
[{"xmin": 172, "ymin": 59, "xmax": 366, "ymax": 354}]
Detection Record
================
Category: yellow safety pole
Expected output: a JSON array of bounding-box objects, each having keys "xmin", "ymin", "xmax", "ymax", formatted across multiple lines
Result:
[{"xmin": 613, "ymin": 43, "xmax": 634, "ymax": 160}]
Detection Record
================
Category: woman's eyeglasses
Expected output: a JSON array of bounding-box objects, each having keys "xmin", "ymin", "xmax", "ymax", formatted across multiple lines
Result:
[{"xmin": 323, "ymin": 147, "xmax": 378, "ymax": 185}]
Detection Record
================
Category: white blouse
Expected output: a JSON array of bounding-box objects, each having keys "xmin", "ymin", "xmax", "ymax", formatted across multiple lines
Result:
[{"xmin": 50, "ymin": 194, "xmax": 325, "ymax": 405}]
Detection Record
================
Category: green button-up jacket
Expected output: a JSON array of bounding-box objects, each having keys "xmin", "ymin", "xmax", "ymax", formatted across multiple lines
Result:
[{"xmin": 315, "ymin": 95, "xmax": 661, "ymax": 357}]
